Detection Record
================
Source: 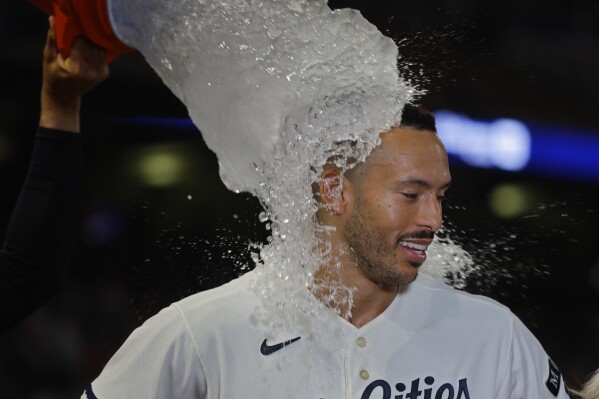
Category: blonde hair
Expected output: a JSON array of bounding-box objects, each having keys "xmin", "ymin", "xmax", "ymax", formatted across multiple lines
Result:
[{"xmin": 571, "ymin": 368, "xmax": 599, "ymax": 399}]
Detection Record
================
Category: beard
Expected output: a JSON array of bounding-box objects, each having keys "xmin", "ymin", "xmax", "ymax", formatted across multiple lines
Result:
[{"xmin": 343, "ymin": 193, "xmax": 418, "ymax": 288}]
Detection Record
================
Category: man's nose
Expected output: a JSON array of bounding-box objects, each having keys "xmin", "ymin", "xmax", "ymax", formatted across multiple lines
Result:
[{"xmin": 417, "ymin": 195, "xmax": 443, "ymax": 232}]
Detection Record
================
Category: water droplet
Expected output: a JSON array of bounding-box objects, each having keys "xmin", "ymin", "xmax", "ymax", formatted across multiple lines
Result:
[
  {"xmin": 160, "ymin": 57, "xmax": 173, "ymax": 70},
  {"xmin": 259, "ymin": 211, "xmax": 269, "ymax": 222}
]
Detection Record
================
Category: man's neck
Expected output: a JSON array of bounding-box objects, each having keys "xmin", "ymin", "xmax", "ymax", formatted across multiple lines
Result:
[{"xmin": 312, "ymin": 255, "xmax": 399, "ymax": 329}]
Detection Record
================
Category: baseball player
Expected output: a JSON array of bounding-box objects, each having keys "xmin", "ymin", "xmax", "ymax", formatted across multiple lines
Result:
[{"xmin": 82, "ymin": 105, "xmax": 572, "ymax": 399}]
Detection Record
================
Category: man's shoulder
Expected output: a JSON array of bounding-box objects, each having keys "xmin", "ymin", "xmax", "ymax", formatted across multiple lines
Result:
[
  {"xmin": 175, "ymin": 270, "xmax": 256, "ymax": 310},
  {"xmin": 412, "ymin": 273, "xmax": 514, "ymax": 324},
  {"xmin": 168, "ymin": 270, "xmax": 260, "ymax": 329}
]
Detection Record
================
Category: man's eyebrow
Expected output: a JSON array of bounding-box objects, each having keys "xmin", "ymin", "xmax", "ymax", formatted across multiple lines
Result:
[{"xmin": 395, "ymin": 178, "xmax": 452, "ymax": 190}]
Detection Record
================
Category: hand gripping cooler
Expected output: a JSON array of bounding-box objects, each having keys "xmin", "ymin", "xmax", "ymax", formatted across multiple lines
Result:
[{"xmin": 28, "ymin": 0, "xmax": 133, "ymax": 62}]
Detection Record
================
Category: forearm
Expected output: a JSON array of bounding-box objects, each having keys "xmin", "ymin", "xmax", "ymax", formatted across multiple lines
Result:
[
  {"xmin": 0, "ymin": 127, "xmax": 83, "ymax": 334},
  {"xmin": 39, "ymin": 89, "xmax": 81, "ymax": 133}
]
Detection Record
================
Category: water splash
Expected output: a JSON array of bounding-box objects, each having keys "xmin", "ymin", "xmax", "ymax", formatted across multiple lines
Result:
[
  {"xmin": 107, "ymin": 0, "xmax": 476, "ymax": 334},
  {"xmin": 108, "ymin": 0, "xmax": 412, "ymax": 192},
  {"xmin": 421, "ymin": 229, "xmax": 477, "ymax": 289}
]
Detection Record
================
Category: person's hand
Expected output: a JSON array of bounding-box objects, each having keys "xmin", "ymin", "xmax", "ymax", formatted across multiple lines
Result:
[{"xmin": 39, "ymin": 16, "xmax": 109, "ymax": 133}]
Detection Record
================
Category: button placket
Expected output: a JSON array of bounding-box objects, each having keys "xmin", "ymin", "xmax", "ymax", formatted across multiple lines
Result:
[{"xmin": 356, "ymin": 335, "xmax": 369, "ymax": 381}]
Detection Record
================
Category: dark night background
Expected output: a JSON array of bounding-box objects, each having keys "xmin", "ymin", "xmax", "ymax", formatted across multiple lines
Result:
[{"xmin": 1, "ymin": 0, "xmax": 598, "ymax": 397}]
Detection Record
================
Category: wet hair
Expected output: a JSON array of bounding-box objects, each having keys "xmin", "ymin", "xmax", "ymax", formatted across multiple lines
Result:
[
  {"xmin": 400, "ymin": 104, "xmax": 437, "ymax": 133},
  {"xmin": 343, "ymin": 104, "xmax": 437, "ymax": 182},
  {"xmin": 314, "ymin": 104, "xmax": 438, "ymax": 209}
]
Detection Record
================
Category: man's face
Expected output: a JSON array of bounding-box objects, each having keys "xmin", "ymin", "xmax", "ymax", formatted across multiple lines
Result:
[{"xmin": 342, "ymin": 127, "xmax": 451, "ymax": 287}]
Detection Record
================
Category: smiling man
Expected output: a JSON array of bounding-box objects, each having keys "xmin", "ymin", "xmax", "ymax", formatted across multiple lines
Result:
[
  {"xmin": 312, "ymin": 115, "xmax": 451, "ymax": 329},
  {"xmin": 83, "ymin": 105, "xmax": 572, "ymax": 399}
]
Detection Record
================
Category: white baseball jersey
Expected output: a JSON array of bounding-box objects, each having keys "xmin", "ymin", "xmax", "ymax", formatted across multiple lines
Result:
[{"xmin": 83, "ymin": 271, "xmax": 571, "ymax": 399}]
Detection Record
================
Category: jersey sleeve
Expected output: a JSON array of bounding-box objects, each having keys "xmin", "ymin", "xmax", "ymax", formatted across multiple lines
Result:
[
  {"xmin": 82, "ymin": 305, "xmax": 207, "ymax": 399},
  {"xmin": 495, "ymin": 314, "xmax": 571, "ymax": 398},
  {"xmin": 0, "ymin": 128, "xmax": 82, "ymax": 334}
]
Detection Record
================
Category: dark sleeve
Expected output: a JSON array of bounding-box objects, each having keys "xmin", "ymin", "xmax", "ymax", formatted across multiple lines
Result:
[{"xmin": 0, "ymin": 127, "xmax": 83, "ymax": 334}]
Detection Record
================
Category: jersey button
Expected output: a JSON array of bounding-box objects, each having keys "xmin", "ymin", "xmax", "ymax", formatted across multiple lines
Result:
[
  {"xmin": 359, "ymin": 369, "xmax": 369, "ymax": 380},
  {"xmin": 356, "ymin": 336, "xmax": 367, "ymax": 348}
]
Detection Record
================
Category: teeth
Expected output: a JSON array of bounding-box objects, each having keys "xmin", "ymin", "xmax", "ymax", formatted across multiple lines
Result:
[{"xmin": 399, "ymin": 241, "xmax": 428, "ymax": 251}]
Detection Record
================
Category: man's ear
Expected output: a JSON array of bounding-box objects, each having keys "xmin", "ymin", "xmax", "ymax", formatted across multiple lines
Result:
[{"xmin": 319, "ymin": 168, "xmax": 352, "ymax": 215}]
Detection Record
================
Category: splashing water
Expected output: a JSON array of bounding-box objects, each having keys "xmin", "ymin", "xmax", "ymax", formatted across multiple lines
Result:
[
  {"xmin": 108, "ymin": 0, "xmax": 411, "ymax": 192},
  {"xmin": 107, "ymin": 0, "xmax": 475, "ymax": 332}
]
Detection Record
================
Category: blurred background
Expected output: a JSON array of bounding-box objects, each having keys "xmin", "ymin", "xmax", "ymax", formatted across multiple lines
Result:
[{"xmin": 1, "ymin": 0, "xmax": 598, "ymax": 397}]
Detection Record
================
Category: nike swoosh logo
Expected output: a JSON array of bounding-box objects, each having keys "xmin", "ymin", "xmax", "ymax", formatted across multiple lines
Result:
[{"xmin": 260, "ymin": 336, "xmax": 301, "ymax": 355}]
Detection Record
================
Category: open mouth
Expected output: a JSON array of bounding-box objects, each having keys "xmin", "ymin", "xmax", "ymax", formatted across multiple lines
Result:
[
  {"xmin": 397, "ymin": 240, "xmax": 430, "ymax": 264},
  {"xmin": 398, "ymin": 241, "xmax": 429, "ymax": 252}
]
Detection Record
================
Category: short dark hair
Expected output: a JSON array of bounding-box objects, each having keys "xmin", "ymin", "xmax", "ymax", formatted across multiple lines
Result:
[
  {"xmin": 340, "ymin": 104, "xmax": 437, "ymax": 187},
  {"xmin": 314, "ymin": 104, "xmax": 437, "ymax": 206},
  {"xmin": 400, "ymin": 104, "xmax": 436, "ymax": 132}
]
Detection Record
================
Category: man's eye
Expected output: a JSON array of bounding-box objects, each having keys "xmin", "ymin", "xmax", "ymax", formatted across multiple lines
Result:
[{"xmin": 402, "ymin": 193, "xmax": 417, "ymax": 199}]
